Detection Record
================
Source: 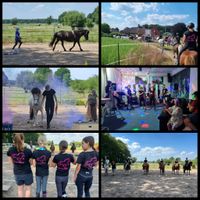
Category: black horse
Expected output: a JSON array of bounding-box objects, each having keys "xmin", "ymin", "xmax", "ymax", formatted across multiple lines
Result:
[
  {"xmin": 49, "ymin": 29, "xmax": 89, "ymax": 51},
  {"xmin": 183, "ymin": 161, "xmax": 193, "ymax": 175}
]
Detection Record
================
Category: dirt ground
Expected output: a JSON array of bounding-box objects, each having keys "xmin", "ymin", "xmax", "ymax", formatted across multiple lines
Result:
[
  {"xmin": 2, "ymin": 154, "xmax": 99, "ymax": 198},
  {"xmin": 101, "ymin": 169, "xmax": 197, "ymax": 198},
  {"xmin": 5, "ymin": 105, "xmax": 98, "ymax": 131},
  {"xmin": 2, "ymin": 43, "xmax": 98, "ymax": 65}
]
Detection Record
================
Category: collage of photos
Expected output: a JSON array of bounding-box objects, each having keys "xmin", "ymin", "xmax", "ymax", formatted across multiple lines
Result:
[{"xmin": 1, "ymin": 1, "xmax": 199, "ymax": 199}]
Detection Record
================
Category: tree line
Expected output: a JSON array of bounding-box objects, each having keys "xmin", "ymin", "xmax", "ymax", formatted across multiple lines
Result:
[
  {"xmin": 3, "ymin": 68, "xmax": 98, "ymax": 94},
  {"xmin": 102, "ymin": 22, "xmax": 190, "ymax": 38},
  {"xmin": 3, "ymin": 6, "xmax": 99, "ymax": 29}
]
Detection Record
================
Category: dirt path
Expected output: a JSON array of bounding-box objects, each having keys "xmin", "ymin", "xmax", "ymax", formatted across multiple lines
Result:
[
  {"xmin": 101, "ymin": 169, "xmax": 197, "ymax": 198},
  {"xmin": 3, "ymin": 43, "xmax": 98, "ymax": 65},
  {"xmin": 6, "ymin": 105, "xmax": 98, "ymax": 130},
  {"xmin": 2, "ymin": 154, "xmax": 99, "ymax": 197}
]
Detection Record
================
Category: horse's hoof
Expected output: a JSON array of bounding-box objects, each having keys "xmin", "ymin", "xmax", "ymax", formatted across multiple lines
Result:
[{"xmin": 80, "ymin": 49, "xmax": 83, "ymax": 51}]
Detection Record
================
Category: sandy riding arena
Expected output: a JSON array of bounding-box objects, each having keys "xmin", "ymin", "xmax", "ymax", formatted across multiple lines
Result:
[
  {"xmin": 2, "ymin": 154, "xmax": 99, "ymax": 197},
  {"xmin": 7, "ymin": 104, "xmax": 99, "ymax": 131},
  {"xmin": 3, "ymin": 43, "xmax": 98, "ymax": 65},
  {"xmin": 101, "ymin": 169, "xmax": 197, "ymax": 198}
]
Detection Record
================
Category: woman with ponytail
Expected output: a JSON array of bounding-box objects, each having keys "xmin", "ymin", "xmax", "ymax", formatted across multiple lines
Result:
[
  {"xmin": 7, "ymin": 133, "xmax": 33, "ymax": 197},
  {"xmin": 74, "ymin": 136, "xmax": 99, "ymax": 198},
  {"xmin": 51, "ymin": 140, "xmax": 75, "ymax": 198}
]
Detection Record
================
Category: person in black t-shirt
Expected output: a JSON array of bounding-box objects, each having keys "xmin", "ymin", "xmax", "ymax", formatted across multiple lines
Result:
[
  {"xmin": 111, "ymin": 160, "xmax": 116, "ymax": 176},
  {"xmin": 32, "ymin": 135, "xmax": 51, "ymax": 198},
  {"xmin": 51, "ymin": 140, "xmax": 75, "ymax": 198},
  {"xmin": 42, "ymin": 85, "xmax": 58, "ymax": 129},
  {"xmin": 74, "ymin": 136, "xmax": 99, "ymax": 198},
  {"xmin": 7, "ymin": 133, "xmax": 33, "ymax": 197},
  {"xmin": 178, "ymin": 22, "xmax": 198, "ymax": 64}
]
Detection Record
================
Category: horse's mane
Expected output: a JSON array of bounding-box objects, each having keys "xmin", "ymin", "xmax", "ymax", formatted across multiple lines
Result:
[{"xmin": 31, "ymin": 87, "xmax": 41, "ymax": 95}]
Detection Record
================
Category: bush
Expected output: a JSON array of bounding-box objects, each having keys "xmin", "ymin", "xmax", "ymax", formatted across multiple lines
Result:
[{"xmin": 76, "ymin": 99, "xmax": 86, "ymax": 106}]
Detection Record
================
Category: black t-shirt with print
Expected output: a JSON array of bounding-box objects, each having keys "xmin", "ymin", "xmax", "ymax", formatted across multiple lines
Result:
[
  {"xmin": 7, "ymin": 146, "xmax": 32, "ymax": 175},
  {"xmin": 76, "ymin": 151, "xmax": 99, "ymax": 173},
  {"xmin": 53, "ymin": 153, "xmax": 74, "ymax": 176},
  {"xmin": 32, "ymin": 149, "xmax": 51, "ymax": 176}
]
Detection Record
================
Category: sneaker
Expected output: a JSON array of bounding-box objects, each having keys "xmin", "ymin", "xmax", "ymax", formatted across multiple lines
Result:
[{"xmin": 62, "ymin": 194, "xmax": 67, "ymax": 198}]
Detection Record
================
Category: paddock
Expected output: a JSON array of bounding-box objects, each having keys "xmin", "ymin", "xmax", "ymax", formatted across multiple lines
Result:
[
  {"xmin": 3, "ymin": 43, "xmax": 98, "ymax": 65},
  {"xmin": 101, "ymin": 169, "xmax": 197, "ymax": 197}
]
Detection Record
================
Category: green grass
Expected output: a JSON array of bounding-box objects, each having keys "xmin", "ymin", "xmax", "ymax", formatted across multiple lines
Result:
[
  {"xmin": 101, "ymin": 37, "xmax": 142, "ymax": 65},
  {"xmin": 3, "ymin": 23, "xmax": 98, "ymax": 44}
]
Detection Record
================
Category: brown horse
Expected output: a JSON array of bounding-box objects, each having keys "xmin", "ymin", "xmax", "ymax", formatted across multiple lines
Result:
[
  {"xmin": 142, "ymin": 163, "xmax": 149, "ymax": 175},
  {"xmin": 172, "ymin": 163, "xmax": 180, "ymax": 174},
  {"xmin": 179, "ymin": 50, "xmax": 198, "ymax": 65},
  {"xmin": 159, "ymin": 162, "xmax": 165, "ymax": 175}
]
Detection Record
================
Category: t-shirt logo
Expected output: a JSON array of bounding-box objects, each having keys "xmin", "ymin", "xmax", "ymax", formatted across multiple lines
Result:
[
  {"xmin": 84, "ymin": 157, "xmax": 97, "ymax": 169},
  {"xmin": 187, "ymin": 34, "xmax": 196, "ymax": 42},
  {"xmin": 57, "ymin": 158, "xmax": 71, "ymax": 170},
  {"xmin": 12, "ymin": 152, "xmax": 25, "ymax": 164},
  {"xmin": 36, "ymin": 155, "xmax": 47, "ymax": 165}
]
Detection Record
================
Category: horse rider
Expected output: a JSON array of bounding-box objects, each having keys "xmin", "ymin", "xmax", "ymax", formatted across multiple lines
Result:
[
  {"xmin": 144, "ymin": 157, "xmax": 148, "ymax": 164},
  {"xmin": 177, "ymin": 22, "xmax": 198, "ymax": 64},
  {"xmin": 184, "ymin": 157, "xmax": 189, "ymax": 167},
  {"xmin": 12, "ymin": 27, "xmax": 23, "ymax": 50},
  {"xmin": 175, "ymin": 33, "xmax": 180, "ymax": 44}
]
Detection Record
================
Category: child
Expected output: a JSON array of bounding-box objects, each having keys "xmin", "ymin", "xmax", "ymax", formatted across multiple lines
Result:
[
  {"xmin": 32, "ymin": 135, "xmax": 52, "ymax": 198},
  {"xmin": 51, "ymin": 140, "xmax": 75, "ymax": 198},
  {"xmin": 74, "ymin": 136, "xmax": 99, "ymax": 198},
  {"xmin": 7, "ymin": 133, "xmax": 33, "ymax": 197},
  {"xmin": 12, "ymin": 27, "xmax": 22, "ymax": 50},
  {"xmin": 111, "ymin": 160, "xmax": 116, "ymax": 176},
  {"xmin": 104, "ymin": 156, "xmax": 110, "ymax": 175}
]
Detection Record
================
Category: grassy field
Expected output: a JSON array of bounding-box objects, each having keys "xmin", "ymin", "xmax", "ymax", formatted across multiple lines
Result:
[
  {"xmin": 101, "ymin": 37, "xmax": 142, "ymax": 65},
  {"xmin": 3, "ymin": 86, "xmax": 88, "ymax": 106},
  {"xmin": 3, "ymin": 23, "xmax": 99, "ymax": 44},
  {"xmin": 112, "ymin": 163, "xmax": 197, "ymax": 171},
  {"xmin": 101, "ymin": 37, "xmax": 174, "ymax": 65}
]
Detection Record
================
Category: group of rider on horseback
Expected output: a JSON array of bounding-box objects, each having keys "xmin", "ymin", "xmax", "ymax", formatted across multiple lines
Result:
[{"xmin": 103, "ymin": 156, "xmax": 193, "ymax": 175}]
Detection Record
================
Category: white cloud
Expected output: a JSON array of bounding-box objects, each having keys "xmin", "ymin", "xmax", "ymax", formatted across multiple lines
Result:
[
  {"xmin": 110, "ymin": 3, "xmax": 159, "ymax": 14},
  {"xmin": 128, "ymin": 142, "xmax": 141, "ymax": 150},
  {"xmin": 116, "ymin": 137, "xmax": 130, "ymax": 144},
  {"xmin": 133, "ymin": 146, "xmax": 175, "ymax": 157},
  {"xmin": 144, "ymin": 14, "xmax": 189, "ymax": 25},
  {"xmin": 31, "ymin": 4, "xmax": 45, "ymax": 11}
]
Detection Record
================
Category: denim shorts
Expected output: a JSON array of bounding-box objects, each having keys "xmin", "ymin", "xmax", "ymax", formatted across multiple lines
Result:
[{"xmin": 15, "ymin": 173, "xmax": 33, "ymax": 186}]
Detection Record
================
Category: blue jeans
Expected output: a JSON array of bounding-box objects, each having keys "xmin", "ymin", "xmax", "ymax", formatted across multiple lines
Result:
[
  {"xmin": 75, "ymin": 172, "xmax": 93, "ymax": 198},
  {"xmin": 55, "ymin": 176, "xmax": 68, "ymax": 198},
  {"xmin": 36, "ymin": 176, "xmax": 48, "ymax": 194}
]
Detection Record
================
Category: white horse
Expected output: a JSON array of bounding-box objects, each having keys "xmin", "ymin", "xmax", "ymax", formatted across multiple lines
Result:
[{"xmin": 29, "ymin": 88, "xmax": 44, "ymax": 127}]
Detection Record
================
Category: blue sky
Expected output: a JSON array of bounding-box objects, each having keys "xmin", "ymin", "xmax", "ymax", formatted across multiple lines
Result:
[
  {"xmin": 44, "ymin": 133, "xmax": 99, "ymax": 144},
  {"xmin": 110, "ymin": 133, "xmax": 197, "ymax": 161},
  {"xmin": 3, "ymin": 68, "xmax": 98, "ymax": 80},
  {"xmin": 3, "ymin": 3, "xmax": 98, "ymax": 19},
  {"xmin": 102, "ymin": 3, "xmax": 198, "ymax": 30}
]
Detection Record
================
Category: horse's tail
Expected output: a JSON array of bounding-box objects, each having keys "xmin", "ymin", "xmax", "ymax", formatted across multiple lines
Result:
[{"xmin": 49, "ymin": 33, "xmax": 57, "ymax": 47}]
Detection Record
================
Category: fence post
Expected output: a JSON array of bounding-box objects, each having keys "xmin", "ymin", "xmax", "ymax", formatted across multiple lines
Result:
[{"xmin": 118, "ymin": 42, "xmax": 120, "ymax": 65}]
